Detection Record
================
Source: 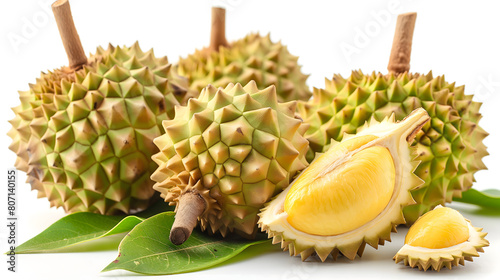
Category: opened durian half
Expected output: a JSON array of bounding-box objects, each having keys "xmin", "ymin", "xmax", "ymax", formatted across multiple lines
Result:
[
  {"xmin": 394, "ymin": 206, "xmax": 489, "ymax": 271},
  {"xmin": 259, "ymin": 108, "xmax": 429, "ymax": 261},
  {"xmin": 297, "ymin": 13, "xmax": 488, "ymax": 225}
]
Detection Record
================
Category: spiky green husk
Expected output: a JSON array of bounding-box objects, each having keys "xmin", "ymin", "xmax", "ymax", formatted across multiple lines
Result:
[
  {"xmin": 177, "ymin": 33, "xmax": 311, "ymax": 103},
  {"xmin": 151, "ymin": 81, "xmax": 309, "ymax": 237},
  {"xmin": 8, "ymin": 42, "xmax": 191, "ymax": 215},
  {"xmin": 298, "ymin": 71, "xmax": 488, "ymax": 224}
]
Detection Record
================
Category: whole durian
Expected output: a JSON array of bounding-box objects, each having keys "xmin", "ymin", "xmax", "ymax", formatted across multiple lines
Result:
[
  {"xmin": 176, "ymin": 7, "xmax": 311, "ymax": 103},
  {"xmin": 259, "ymin": 108, "xmax": 429, "ymax": 261},
  {"xmin": 297, "ymin": 13, "xmax": 488, "ymax": 224},
  {"xmin": 151, "ymin": 81, "xmax": 309, "ymax": 244},
  {"xmin": 7, "ymin": 0, "xmax": 191, "ymax": 215}
]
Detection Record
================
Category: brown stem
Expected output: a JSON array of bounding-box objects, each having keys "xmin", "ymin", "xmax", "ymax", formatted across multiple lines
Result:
[
  {"xmin": 387, "ymin": 12, "xmax": 417, "ymax": 74},
  {"xmin": 170, "ymin": 192, "xmax": 206, "ymax": 245},
  {"xmin": 208, "ymin": 7, "xmax": 229, "ymax": 52},
  {"xmin": 52, "ymin": 0, "xmax": 87, "ymax": 69}
]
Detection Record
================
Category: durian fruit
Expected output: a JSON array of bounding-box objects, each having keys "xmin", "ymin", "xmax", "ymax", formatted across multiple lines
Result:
[
  {"xmin": 259, "ymin": 108, "xmax": 430, "ymax": 261},
  {"xmin": 298, "ymin": 12, "xmax": 488, "ymax": 224},
  {"xmin": 7, "ymin": 0, "xmax": 190, "ymax": 214},
  {"xmin": 151, "ymin": 81, "xmax": 309, "ymax": 245},
  {"xmin": 394, "ymin": 206, "xmax": 489, "ymax": 271},
  {"xmin": 176, "ymin": 7, "xmax": 311, "ymax": 103}
]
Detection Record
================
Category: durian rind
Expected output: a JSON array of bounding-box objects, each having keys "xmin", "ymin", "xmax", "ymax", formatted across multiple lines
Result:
[
  {"xmin": 258, "ymin": 112, "xmax": 425, "ymax": 261},
  {"xmin": 177, "ymin": 33, "xmax": 311, "ymax": 103},
  {"xmin": 8, "ymin": 42, "xmax": 191, "ymax": 215},
  {"xmin": 151, "ymin": 81, "xmax": 309, "ymax": 237},
  {"xmin": 394, "ymin": 219, "xmax": 489, "ymax": 271}
]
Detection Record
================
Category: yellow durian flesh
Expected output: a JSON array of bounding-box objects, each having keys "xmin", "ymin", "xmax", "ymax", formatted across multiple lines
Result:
[
  {"xmin": 258, "ymin": 108, "xmax": 430, "ymax": 261},
  {"xmin": 285, "ymin": 135, "xmax": 396, "ymax": 236},
  {"xmin": 394, "ymin": 205, "xmax": 489, "ymax": 271},
  {"xmin": 405, "ymin": 207, "xmax": 469, "ymax": 249}
]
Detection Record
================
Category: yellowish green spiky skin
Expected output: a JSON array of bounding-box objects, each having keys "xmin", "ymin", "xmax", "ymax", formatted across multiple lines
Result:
[
  {"xmin": 298, "ymin": 71, "xmax": 488, "ymax": 224},
  {"xmin": 151, "ymin": 81, "xmax": 309, "ymax": 238},
  {"xmin": 7, "ymin": 43, "xmax": 191, "ymax": 215},
  {"xmin": 394, "ymin": 206, "xmax": 489, "ymax": 271},
  {"xmin": 177, "ymin": 33, "xmax": 311, "ymax": 103},
  {"xmin": 258, "ymin": 111, "xmax": 426, "ymax": 261}
]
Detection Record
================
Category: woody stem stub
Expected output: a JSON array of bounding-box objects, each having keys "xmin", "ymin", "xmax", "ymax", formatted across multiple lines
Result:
[
  {"xmin": 388, "ymin": 12, "xmax": 417, "ymax": 74},
  {"xmin": 209, "ymin": 7, "xmax": 229, "ymax": 52},
  {"xmin": 52, "ymin": 0, "xmax": 87, "ymax": 69},
  {"xmin": 169, "ymin": 192, "xmax": 206, "ymax": 245}
]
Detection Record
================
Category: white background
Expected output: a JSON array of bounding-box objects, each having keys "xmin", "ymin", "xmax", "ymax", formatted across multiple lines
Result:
[{"xmin": 1, "ymin": 0, "xmax": 499, "ymax": 279}]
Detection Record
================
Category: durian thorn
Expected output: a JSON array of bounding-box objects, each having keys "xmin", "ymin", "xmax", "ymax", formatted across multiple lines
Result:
[
  {"xmin": 387, "ymin": 12, "xmax": 417, "ymax": 74},
  {"xmin": 397, "ymin": 108, "xmax": 430, "ymax": 143},
  {"xmin": 209, "ymin": 7, "xmax": 230, "ymax": 52},
  {"xmin": 52, "ymin": 0, "xmax": 88, "ymax": 70},
  {"xmin": 169, "ymin": 191, "xmax": 206, "ymax": 245}
]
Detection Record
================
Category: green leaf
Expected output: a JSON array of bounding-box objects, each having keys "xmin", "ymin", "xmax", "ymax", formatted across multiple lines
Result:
[
  {"xmin": 15, "ymin": 214, "xmax": 141, "ymax": 254},
  {"xmin": 102, "ymin": 212, "xmax": 270, "ymax": 275},
  {"xmin": 453, "ymin": 188, "xmax": 500, "ymax": 210},
  {"xmin": 15, "ymin": 200, "xmax": 172, "ymax": 254}
]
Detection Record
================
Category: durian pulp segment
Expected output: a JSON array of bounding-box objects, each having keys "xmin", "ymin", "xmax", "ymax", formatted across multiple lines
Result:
[
  {"xmin": 394, "ymin": 208, "xmax": 489, "ymax": 271},
  {"xmin": 259, "ymin": 108, "xmax": 428, "ymax": 261},
  {"xmin": 405, "ymin": 207, "xmax": 469, "ymax": 249},
  {"xmin": 285, "ymin": 135, "xmax": 396, "ymax": 236}
]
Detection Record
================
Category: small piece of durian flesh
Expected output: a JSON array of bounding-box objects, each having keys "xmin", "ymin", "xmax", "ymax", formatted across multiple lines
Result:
[
  {"xmin": 405, "ymin": 207, "xmax": 469, "ymax": 249},
  {"xmin": 284, "ymin": 135, "xmax": 396, "ymax": 236}
]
